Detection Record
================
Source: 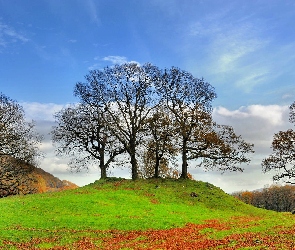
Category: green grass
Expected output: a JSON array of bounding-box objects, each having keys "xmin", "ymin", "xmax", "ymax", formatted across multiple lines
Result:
[{"xmin": 0, "ymin": 178, "xmax": 295, "ymax": 249}]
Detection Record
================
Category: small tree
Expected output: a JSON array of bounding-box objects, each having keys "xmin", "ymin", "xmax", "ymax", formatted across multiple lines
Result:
[
  {"xmin": 262, "ymin": 101, "xmax": 295, "ymax": 183},
  {"xmin": 139, "ymin": 150, "xmax": 178, "ymax": 179},
  {"xmin": 144, "ymin": 108, "xmax": 178, "ymax": 178},
  {"xmin": 52, "ymin": 104, "xmax": 125, "ymax": 179}
]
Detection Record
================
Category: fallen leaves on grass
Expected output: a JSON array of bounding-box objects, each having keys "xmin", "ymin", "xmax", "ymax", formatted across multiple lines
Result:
[{"xmin": 3, "ymin": 217, "xmax": 295, "ymax": 249}]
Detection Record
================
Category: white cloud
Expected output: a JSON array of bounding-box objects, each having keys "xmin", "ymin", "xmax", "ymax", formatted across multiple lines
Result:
[
  {"xmin": 103, "ymin": 56, "xmax": 140, "ymax": 65},
  {"xmin": 22, "ymin": 102, "xmax": 66, "ymax": 121},
  {"xmin": 214, "ymin": 105, "xmax": 289, "ymax": 126},
  {"xmin": 208, "ymin": 104, "xmax": 292, "ymax": 192}
]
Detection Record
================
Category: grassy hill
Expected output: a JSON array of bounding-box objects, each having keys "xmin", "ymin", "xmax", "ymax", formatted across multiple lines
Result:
[{"xmin": 1, "ymin": 178, "xmax": 295, "ymax": 249}]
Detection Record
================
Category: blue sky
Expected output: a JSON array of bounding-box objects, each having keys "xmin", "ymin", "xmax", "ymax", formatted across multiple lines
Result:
[{"xmin": 1, "ymin": 0, "xmax": 295, "ymax": 192}]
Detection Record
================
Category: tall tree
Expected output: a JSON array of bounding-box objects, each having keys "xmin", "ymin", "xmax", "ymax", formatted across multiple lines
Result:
[
  {"xmin": 75, "ymin": 63, "xmax": 161, "ymax": 180},
  {"xmin": 160, "ymin": 67, "xmax": 215, "ymax": 178},
  {"xmin": 262, "ymin": 101, "xmax": 295, "ymax": 183},
  {"xmin": 160, "ymin": 67, "xmax": 253, "ymax": 178},
  {"xmin": 52, "ymin": 104, "xmax": 125, "ymax": 179}
]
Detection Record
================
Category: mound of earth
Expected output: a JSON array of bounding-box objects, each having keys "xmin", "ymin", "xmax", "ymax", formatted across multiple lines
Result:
[{"xmin": 0, "ymin": 156, "xmax": 78, "ymax": 198}]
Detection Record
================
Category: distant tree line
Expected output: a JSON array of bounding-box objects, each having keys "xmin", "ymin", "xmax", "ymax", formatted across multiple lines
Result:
[
  {"xmin": 51, "ymin": 63, "xmax": 254, "ymax": 180},
  {"xmin": 232, "ymin": 185, "xmax": 295, "ymax": 212}
]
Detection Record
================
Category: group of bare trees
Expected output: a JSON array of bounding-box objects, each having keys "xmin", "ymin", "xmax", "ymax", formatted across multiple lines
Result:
[{"xmin": 52, "ymin": 63, "xmax": 254, "ymax": 180}]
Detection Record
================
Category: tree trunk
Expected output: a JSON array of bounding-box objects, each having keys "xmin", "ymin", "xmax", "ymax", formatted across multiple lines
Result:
[
  {"xmin": 99, "ymin": 148, "xmax": 107, "ymax": 179},
  {"xmin": 129, "ymin": 137, "xmax": 138, "ymax": 180},
  {"xmin": 100, "ymin": 164, "xmax": 107, "ymax": 179},
  {"xmin": 131, "ymin": 153, "xmax": 138, "ymax": 180},
  {"xmin": 154, "ymin": 152, "xmax": 160, "ymax": 178},
  {"xmin": 180, "ymin": 139, "xmax": 188, "ymax": 179}
]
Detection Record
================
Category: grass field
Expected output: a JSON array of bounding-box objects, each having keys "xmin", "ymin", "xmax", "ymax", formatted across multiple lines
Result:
[{"xmin": 1, "ymin": 178, "xmax": 295, "ymax": 249}]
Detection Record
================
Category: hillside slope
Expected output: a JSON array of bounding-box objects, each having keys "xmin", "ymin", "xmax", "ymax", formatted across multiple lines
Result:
[{"xmin": 0, "ymin": 157, "xmax": 78, "ymax": 197}]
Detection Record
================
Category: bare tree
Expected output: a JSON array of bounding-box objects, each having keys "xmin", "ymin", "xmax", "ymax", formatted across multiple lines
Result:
[
  {"xmin": 73, "ymin": 64, "xmax": 253, "ymax": 180},
  {"xmin": 52, "ymin": 104, "xmax": 125, "ymax": 179},
  {"xmin": 160, "ymin": 67, "xmax": 215, "ymax": 178},
  {"xmin": 75, "ymin": 63, "xmax": 161, "ymax": 180}
]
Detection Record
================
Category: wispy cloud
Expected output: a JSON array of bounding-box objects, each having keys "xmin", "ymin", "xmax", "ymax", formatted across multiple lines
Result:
[
  {"xmin": 103, "ymin": 56, "xmax": 142, "ymax": 65},
  {"xmin": 0, "ymin": 22, "xmax": 29, "ymax": 48},
  {"xmin": 88, "ymin": 56, "xmax": 140, "ymax": 70},
  {"xmin": 187, "ymin": 7, "xmax": 272, "ymax": 92},
  {"xmin": 84, "ymin": 0, "xmax": 101, "ymax": 27}
]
